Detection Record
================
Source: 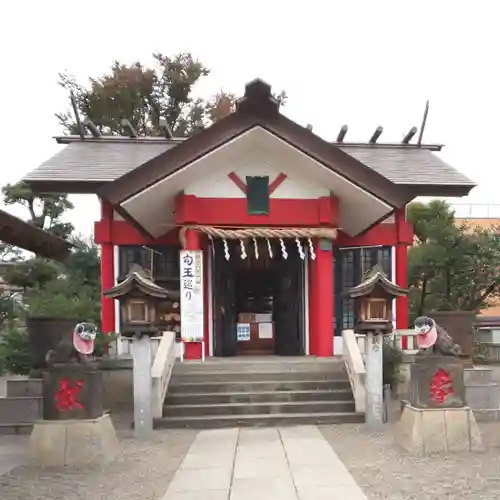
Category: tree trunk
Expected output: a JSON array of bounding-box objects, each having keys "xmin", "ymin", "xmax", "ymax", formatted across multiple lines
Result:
[{"xmin": 418, "ymin": 277, "xmax": 428, "ymax": 316}]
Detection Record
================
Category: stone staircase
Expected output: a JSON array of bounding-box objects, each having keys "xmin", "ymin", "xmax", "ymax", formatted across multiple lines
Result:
[
  {"xmin": 156, "ymin": 357, "xmax": 363, "ymax": 428},
  {"xmin": 0, "ymin": 378, "xmax": 43, "ymax": 434}
]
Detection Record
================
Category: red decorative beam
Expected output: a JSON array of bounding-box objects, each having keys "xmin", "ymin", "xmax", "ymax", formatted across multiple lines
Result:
[
  {"xmin": 94, "ymin": 220, "xmax": 179, "ymax": 245},
  {"xmin": 336, "ymin": 220, "xmax": 413, "ymax": 247},
  {"xmin": 228, "ymin": 172, "xmax": 247, "ymax": 194},
  {"xmin": 269, "ymin": 173, "xmax": 288, "ymax": 194},
  {"xmin": 174, "ymin": 194, "xmax": 339, "ymax": 227},
  {"xmin": 228, "ymin": 172, "xmax": 288, "ymax": 195}
]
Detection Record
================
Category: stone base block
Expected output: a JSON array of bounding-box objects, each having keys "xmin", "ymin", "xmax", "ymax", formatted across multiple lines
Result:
[
  {"xmin": 395, "ymin": 403, "xmax": 484, "ymax": 456},
  {"xmin": 30, "ymin": 413, "xmax": 120, "ymax": 467}
]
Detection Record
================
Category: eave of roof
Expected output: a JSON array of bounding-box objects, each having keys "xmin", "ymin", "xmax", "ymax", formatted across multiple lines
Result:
[
  {"xmin": 346, "ymin": 269, "xmax": 409, "ymax": 298},
  {"xmin": 23, "ymin": 78, "xmax": 476, "ymax": 201},
  {"xmin": 0, "ymin": 209, "xmax": 73, "ymax": 261}
]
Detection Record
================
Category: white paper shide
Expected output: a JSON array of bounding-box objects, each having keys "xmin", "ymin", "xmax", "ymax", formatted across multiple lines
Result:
[{"xmin": 180, "ymin": 250, "xmax": 204, "ymax": 342}]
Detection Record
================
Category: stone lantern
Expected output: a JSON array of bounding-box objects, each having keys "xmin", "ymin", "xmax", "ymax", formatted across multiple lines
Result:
[
  {"xmin": 103, "ymin": 264, "xmax": 172, "ymax": 337},
  {"xmin": 346, "ymin": 265, "xmax": 408, "ymax": 428},
  {"xmin": 347, "ymin": 264, "xmax": 408, "ymax": 335},
  {"xmin": 103, "ymin": 265, "xmax": 172, "ymax": 438}
]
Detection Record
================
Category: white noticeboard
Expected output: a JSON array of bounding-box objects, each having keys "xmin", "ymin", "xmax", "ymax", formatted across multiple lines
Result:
[
  {"xmin": 237, "ymin": 323, "xmax": 251, "ymax": 342},
  {"xmin": 258, "ymin": 322, "xmax": 273, "ymax": 339},
  {"xmin": 180, "ymin": 250, "xmax": 204, "ymax": 342}
]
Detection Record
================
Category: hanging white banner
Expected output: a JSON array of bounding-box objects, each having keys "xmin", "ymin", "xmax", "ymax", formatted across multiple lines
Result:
[{"xmin": 180, "ymin": 250, "xmax": 204, "ymax": 342}]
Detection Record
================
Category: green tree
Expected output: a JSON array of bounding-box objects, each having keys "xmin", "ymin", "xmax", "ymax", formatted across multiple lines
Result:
[
  {"xmin": 56, "ymin": 52, "xmax": 287, "ymax": 137},
  {"xmin": 9, "ymin": 238, "xmax": 102, "ymax": 325},
  {"xmin": 0, "ymin": 243, "xmax": 22, "ymax": 262},
  {"xmin": 1, "ymin": 180, "xmax": 75, "ymax": 291},
  {"xmin": 2, "ymin": 182, "xmax": 74, "ymax": 238},
  {"xmin": 407, "ymin": 200, "xmax": 500, "ymax": 319}
]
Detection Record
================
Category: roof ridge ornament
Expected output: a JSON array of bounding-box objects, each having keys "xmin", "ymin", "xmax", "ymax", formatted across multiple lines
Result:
[{"xmin": 236, "ymin": 78, "xmax": 279, "ymax": 116}]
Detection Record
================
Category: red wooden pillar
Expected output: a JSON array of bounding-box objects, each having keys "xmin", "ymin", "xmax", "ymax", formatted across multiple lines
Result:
[
  {"xmin": 100, "ymin": 199, "xmax": 116, "ymax": 334},
  {"xmin": 395, "ymin": 207, "xmax": 409, "ymax": 347},
  {"xmin": 183, "ymin": 229, "xmax": 204, "ymax": 360},
  {"xmin": 308, "ymin": 257, "xmax": 317, "ymax": 355},
  {"xmin": 311, "ymin": 238, "xmax": 334, "ymax": 357}
]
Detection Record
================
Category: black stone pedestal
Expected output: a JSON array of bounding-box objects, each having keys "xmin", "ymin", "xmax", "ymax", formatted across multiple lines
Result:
[
  {"xmin": 409, "ymin": 355, "xmax": 465, "ymax": 409},
  {"xmin": 43, "ymin": 363, "xmax": 103, "ymax": 420}
]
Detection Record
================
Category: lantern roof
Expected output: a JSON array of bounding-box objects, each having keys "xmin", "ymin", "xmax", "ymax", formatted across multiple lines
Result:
[
  {"xmin": 103, "ymin": 264, "xmax": 172, "ymax": 300},
  {"xmin": 346, "ymin": 264, "xmax": 408, "ymax": 299}
]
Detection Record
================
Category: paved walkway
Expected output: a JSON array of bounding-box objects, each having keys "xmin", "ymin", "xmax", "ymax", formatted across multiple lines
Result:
[{"xmin": 161, "ymin": 426, "xmax": 367, "ymax": 500}]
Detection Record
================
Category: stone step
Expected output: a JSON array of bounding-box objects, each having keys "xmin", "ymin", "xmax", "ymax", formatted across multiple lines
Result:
[
  {"xmin": 0, "ymin": 423, "xmax": 33, "ymax": 435},
  {"xmin": 166, "ymin": 389, "xmax": 354, "ymax": 405},
  {"xmin": 173, "ymin": 358, "xmax": 345, "ymax": 374},
  {"xmin": 164, "ymin": 400, "xmax": 355, "ymax": 417},
  {"xmin": 0, "ymin": 397, "xmax": 43, "ymax": 425},
  {"xmin": 169, "ymin": 379, "xmax": 351, "ymax": 394},
  {"xmin": 154, "ymin": 411, "xmax": 364, "ymax": 429},
  {"xmin": 171, "ymin": 370, "xmax": 348, "ymax": 384},
  {"xmin": 464, "ymin": 368, "xmax": 494, "ymax": 385}
]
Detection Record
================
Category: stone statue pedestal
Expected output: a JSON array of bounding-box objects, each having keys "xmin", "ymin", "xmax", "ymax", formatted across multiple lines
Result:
[
  {"xmin": 30, "ymin": 413, "xmax": 120, "ymax": 467},
  {"xmin": 42, "ymin": 363, "xmax": 103, "ymax": 420},
  {"xmin": 409, "ymin": 355, "xmax": 465, "ymax": 409},
  {"xmin": 395, "ymin": 404, "xmax": 483, "ymax": 455},
  {"xmin": 30, "ymin": 362, "xmax": 120, "ymax": 467},
  {"xmin": 396, "ymin": 355, "xmax": 483, "ymax": 455}
]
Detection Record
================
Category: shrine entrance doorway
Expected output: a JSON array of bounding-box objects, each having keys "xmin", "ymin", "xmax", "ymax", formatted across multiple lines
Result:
[{"xmin": 212, "ymin": 239, "xmax": 306, "ymax": 357}]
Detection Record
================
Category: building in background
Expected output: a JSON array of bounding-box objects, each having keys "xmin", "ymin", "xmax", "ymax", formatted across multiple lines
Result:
[{"xmin": 453, "ymin": 203, "xmax": 500, "ymax": 321}]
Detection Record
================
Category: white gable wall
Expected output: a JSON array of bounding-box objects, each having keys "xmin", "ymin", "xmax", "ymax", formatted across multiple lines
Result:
[
  {"xmin": 184, "ymin": 158, "xmax": 330, "ymax": 200},
  {"xmin": 121, "ymin": 127, "xmax": 393, "ymax": 237}
]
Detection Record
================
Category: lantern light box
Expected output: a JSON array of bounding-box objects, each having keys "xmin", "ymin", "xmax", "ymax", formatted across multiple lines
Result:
[
  {"xmin": 345, "ymin": 265, "xmax": 408, "ymax": 334},
  {"xmin": 103, "ymin": 264, "xmax": 179, "ymax": 337}
]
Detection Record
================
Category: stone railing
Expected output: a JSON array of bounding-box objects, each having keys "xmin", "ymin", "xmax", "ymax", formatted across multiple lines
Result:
[
  {"xmin": 342, "ymin": 329, "xmax": 366, "ymax": 413},
  {"xmin": 479, "ymin": 343, "xmax": 500, "ymax": 363},
  {"xmin": 343, "ymin": 328, "xmax": 419, "ymax": 414},
  {"xmin": 355, "ymin": 329, "xmax": 419, "ymax": 355},
  {"xmin": 151, "ymin": 332, "xmax": 177, "ymax": 419}
]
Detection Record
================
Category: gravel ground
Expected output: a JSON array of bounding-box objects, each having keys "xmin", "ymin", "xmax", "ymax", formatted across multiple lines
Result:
[
  {"xmin": 0, "ymin": 414, "xmax": 197, "ymax": 500},
  {"xmin": 321, "ymin": 421, "xmax": 500, "ymax": 500}
]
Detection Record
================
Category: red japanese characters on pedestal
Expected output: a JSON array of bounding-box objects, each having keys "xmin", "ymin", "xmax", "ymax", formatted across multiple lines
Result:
[
  {"xmin": 408, "ymin": 316, "xmax": 466, "ymax": 409},
  {"xmin": 31, "ymin": 322, "xmax": 121, "ymax": 467},
  {"xmin": 395, "ymin": 315, "xmax": 484, "ymax": 455},
  {"xmin": 42, "ymin": 322, "xmax": 103, "ymax": 420}
]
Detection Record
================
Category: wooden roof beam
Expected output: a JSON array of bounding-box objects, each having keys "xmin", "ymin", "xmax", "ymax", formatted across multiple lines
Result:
[
  {"xmin": 121, "ymin": 119, "xmax": 138, "ymax": 138},
  {"xmin": 159, "ymin": 117, "xmax": 174, "ymax": 139},
  {"xmin": 82, "ymin": 117, "xmax": 102, "ymax": 138},
  {"xmin": 369, "ymin": 126, "xmax": 383, "ymax": 144},
  {"xmin": 337, "ymin": 125, "xmax": 348, "ymax": 142},
  {"xmin": 402, "ymin": 126, "xmax": 418, "ymax": 144}
]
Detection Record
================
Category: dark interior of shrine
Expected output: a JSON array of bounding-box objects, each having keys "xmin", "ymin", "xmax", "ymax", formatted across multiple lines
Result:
[{"xmin": 213, "ymin": 238, "xmax": 305, "ymax": 356}]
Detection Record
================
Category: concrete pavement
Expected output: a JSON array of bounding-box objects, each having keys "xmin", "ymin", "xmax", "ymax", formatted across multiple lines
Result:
[{"xmin": 161, "ymin": 426, "xmax": 367, "ymax": 500}]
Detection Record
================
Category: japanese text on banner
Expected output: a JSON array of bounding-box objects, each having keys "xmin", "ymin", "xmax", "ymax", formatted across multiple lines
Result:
[{"xmin": 180, "ymin": 250, "xmax": 204, "ymax": 342}]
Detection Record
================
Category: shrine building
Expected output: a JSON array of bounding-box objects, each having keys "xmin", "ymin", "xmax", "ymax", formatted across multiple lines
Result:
[{"xmin": 23, "ymin": 79, "xmax": 475, "ymax": 359}]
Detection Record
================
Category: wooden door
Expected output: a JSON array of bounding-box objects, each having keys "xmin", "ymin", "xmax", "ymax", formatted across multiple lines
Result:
[
  {"xmin": 274, "ymin": 251, "xmax": 304, "ymax": 356},
  {"xmin": 213, "ymin": 242, "xmax": 237, "ymax": 357}
]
